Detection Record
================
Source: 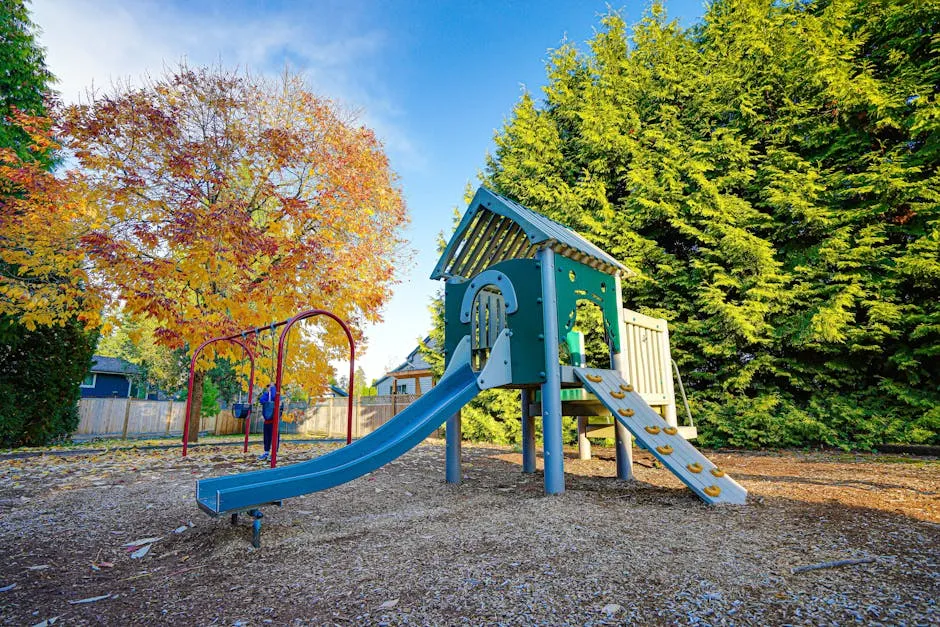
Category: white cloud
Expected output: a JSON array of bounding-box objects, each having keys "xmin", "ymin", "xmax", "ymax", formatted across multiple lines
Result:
[
  {"xmin": 30, "ymin": 0, "xmax": 430, "ymax": 380},
  {"xmin": 31, "ymin": 0, "xmax": 424, "ymax": 169},
  {"xmin": 34, "ymin": 1, "xmax": 366, "ymax": 98}
]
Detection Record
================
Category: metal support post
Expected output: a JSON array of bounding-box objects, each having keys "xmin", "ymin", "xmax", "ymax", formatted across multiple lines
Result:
[
  {"xmin": 538, "ymin": 247, "xmax": 565, "ymax": 494},
  {"xmin": 612, "ymin": 273, "xmax": 634, "ymax": 480},
  {"xmin": 445, "ymin": 410, "xmax": 462, "ymax": 484},
  {"xmin": 248, "ymin": 509, "xmax": 264, "ymax": 548},
  {"xmin": 521, "ymin": 390, "xmax": 536, "ymax": 473},
  {"xmin": 614, "ymin": 420, "xmax": 633, "ymax": 480}
]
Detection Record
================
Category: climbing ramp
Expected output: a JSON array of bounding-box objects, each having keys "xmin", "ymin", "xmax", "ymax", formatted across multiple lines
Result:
[{"xmin": 574, "ymin": 367, "xmax": 747, "ymax": 505}]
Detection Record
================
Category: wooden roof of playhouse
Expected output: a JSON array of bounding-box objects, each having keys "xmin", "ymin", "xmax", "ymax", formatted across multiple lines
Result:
[{"xmin": 431, "ymin": 187, "xmax": 629, "ymax": 281}]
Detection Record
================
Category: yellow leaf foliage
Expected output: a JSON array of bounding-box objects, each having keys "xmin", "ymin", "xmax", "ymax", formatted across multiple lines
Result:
[{"xmin": 57, "ymin": 64, "xmax": 408, "ymax": 394}]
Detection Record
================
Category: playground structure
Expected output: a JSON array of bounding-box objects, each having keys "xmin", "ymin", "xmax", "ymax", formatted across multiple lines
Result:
[
  {"xmin": 182, "ymin": 309, "xmax": 356, "ymax": 464},
  {"xmin": 192, "ymin": 187, "xmax": 746, "ymax": 546}
]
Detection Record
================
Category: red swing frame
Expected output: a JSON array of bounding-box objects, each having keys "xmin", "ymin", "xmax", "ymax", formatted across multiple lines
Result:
[{"xmin": 181, "ymin": 309, "xmax": 355, "ymax": 467}]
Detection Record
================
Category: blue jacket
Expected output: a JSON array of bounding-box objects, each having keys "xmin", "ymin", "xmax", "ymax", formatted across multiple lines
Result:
[{"xmin": 259, "ymin": 387, "xmax": 276, "ymax": 404}]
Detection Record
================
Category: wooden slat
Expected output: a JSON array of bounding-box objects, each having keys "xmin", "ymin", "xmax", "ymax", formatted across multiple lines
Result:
[
  {"xmin": 460, "ymin": 214, "xmax": 507, "ymax": 277},
  {"xmin": 448, "ymin": 212, "xmax": 494, "ymax": 275},
  {"xmin": 621, "ymin": 308, "xmax": 666, "ymax": 332},
  {"xmin": 661, "ymin": 325, "xmax": 678, "ymax": 427},
  {"xmin": 451, "ymin": 212, "xmax": 500, "ymax": 277},
  {"xmin": 482, "ymin": 222, "xmax": 528, "ymax": 272},
  {"xmin": 621, "ymin": 307, "xmax": 679, "ymax": 426},
  {"xmin": 506, "ymin": 227, "xmax": 534, "ymax": 261},
  {"xmin": 640, "ymin": 326, "xmax": 653, "ymax": 394},
  {"xmin": 464, "ymin": 218, "xmax": 515, "ymax": 277},
  {"xmin": 443, "ymin": 209, "xmax": 488, "ymax": 273}
]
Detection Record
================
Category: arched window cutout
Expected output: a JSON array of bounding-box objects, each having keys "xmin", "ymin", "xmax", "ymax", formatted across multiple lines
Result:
[
  {"xmin": 470, "ymin": 286, "xmax": 507, "ymax": 372},
  {"xmin": 565, "ymin": 299, "xmax": 611, "ymax": 369}
]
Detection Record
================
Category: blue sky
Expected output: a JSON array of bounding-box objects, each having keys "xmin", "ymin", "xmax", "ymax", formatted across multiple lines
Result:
[{"xmin": 33, "ymin": 0, "xmax": 707, "ymax": 381}]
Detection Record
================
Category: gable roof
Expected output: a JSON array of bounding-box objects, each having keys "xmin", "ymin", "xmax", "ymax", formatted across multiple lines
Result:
[
  {"xmin": 90, "ymin": 355, "xmax": 139, "ymax": 376},
  {"xmin": 378, "ymin": 337, "xmax": 436, "ymax": 383},
  {"xmin": 329, "ymin": 384, "xmax": 349, "ymax": 397},
  {"xmin": 431, "ymin": 187, "xmax": 629, "ymax": 281}
]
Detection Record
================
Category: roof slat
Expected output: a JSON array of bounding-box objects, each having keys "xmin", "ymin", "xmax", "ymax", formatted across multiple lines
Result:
[
  {"xmin": 487, "ymin": 222, "xmax": 531, "ymax": 268},
  {"xmin": 506, "ymin": 233, "xmax": 538, "ymax": 260},
  {"xmin": 447, "ymin": 211, "xmax": 495, "ymax": 275},
  {"xmin": 463, "ymin": 216, "xmax": 516, "ymax": 278},
  {"xmin": 438, "ymin": 210, "xmax": 482, "ymax": 274},
  {"xmin": 452, "ymin": 212, "xmax": 505, "ymax": 277}
]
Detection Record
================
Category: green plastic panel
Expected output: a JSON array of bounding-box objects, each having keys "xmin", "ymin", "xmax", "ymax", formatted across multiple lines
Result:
[
  {"xmin": 553, "ymin": 256, "xmax": 621, "ymax": 353},
  {"xmin": 565, "ymin": 331, "xmax": 585, "ymax": 367},
  {"xmin": 444, "ymin": 258, "xmax": 546, "ymax": 385}
]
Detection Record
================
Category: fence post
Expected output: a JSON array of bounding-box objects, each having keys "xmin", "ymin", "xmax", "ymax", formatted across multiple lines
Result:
[
  {"xmin": 121, "ymin": 398, "xmax": 133, "ymax": 440},
  {"xmin": 164, "ymin": 400, "xmax": 174, "ymax": 435},
  {"xmin": 355, "ymin": 397, "xmax": 361, "ymax": 439}
]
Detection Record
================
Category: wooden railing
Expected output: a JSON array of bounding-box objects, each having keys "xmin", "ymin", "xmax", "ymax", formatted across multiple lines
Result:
[{"xmin": 620, "ymin": 308, "xmax": 679, "ymax": 427}]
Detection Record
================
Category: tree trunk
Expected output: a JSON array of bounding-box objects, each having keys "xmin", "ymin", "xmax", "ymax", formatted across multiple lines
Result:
[{"xmin": 187, "ymin": 370, "xmax": 205, "ymax": 443}]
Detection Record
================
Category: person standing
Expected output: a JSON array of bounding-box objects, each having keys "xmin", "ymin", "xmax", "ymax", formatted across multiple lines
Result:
[{"xmin": 258, "ymin": 383, "xmax": 279, "ymax": 461}]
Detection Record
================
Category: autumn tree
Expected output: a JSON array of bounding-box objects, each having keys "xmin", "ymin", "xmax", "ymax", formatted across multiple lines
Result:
[
  {"xmin": 0, "ymin": 0, "xmax": 97, "ymax": 447},
  {"xmin": 62, "ymin": 64, "xmax": 408, "ymax": 442},
  {"xmin": 97, "ymin": 309, "xmax": 188, "ymax": 397}
]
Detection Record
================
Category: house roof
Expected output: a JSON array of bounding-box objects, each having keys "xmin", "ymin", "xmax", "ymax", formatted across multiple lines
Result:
[
  {"xmin": 90, "ymin": 355, "xmax": 139, "ymax": 376},
  {"xmin": 430, "ymin": 187, "xmax": 629, "ymax": 281},
  {"xmin": 377, "ymin": 337, "xmax": 436, "ymax": 384},
  {"xmin": 329, "ymin": 384, "xmax": 349, "ymax": 397}
]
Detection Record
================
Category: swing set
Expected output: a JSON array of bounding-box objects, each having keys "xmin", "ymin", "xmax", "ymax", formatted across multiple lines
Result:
[{"xmin": 181, "ymin": 309, "xmax": 356, "ymax": 468}]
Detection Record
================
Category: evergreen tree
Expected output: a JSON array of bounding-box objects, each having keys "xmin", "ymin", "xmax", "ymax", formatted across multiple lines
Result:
[
  {"xmin": 0, "ymin": 0, "xmax": 53, "ymax": 157},
  {"xmin": 484, "ymin": 0, "xmax": 938, "ymax": 448},
  {"xmin": 0, "ymin": 0, "xmax": 97, "ymax": 447}
]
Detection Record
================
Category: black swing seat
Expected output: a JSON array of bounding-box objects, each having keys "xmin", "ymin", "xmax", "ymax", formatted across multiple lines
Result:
[{"xmin": 232, "ymin": 403, "xmax": 251, "ymax": 420}]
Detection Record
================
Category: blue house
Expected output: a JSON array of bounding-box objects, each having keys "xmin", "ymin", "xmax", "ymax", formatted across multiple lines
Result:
[{"xmin": 80, "ymin": 356, "xmax": 139, "ymax": 398}]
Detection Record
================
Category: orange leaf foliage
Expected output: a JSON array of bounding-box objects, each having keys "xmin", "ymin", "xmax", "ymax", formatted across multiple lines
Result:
[
  {"xmin": 0, "ymin": 110, "xmax": 101, "ymax": 330},
  {"xmin": 60, "ymin": 65, "xmax": 408, "ymax": 389}
]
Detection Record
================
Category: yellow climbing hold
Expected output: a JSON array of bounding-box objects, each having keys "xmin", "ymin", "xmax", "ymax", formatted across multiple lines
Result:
[
  {"xmin": 655, "ymin": 445, "xmax": 673, "ymax": 455},
  {"xmin": 710, "ymin": 468, "xmax": 725, "ymax": 478},
  {"xmin": 687, "ymin": 462, "xmax": 703, "ymax": 473},
  {"xmin": 704, "ymin": 485, "xmax": 721, "ymax": 497},
  {"xmin": 663, "ymin": 426, "xmax": 678, "ymax": 435},
  {"xmin": 620, "ymin": 384, "xmax": 634, "ymax": 392},
  {"xmin": 618, "ymin": 408, "xmax": 635, "ymax": 417},
  {"xmin": 610, "ymin": 391, "xmax": 625, "ymax": 399},
  {"xmin": 644, "ymin": 426, "xmax": 660, "ymax": 435},
  {"xmin": 586, "ymin": 374, "xmax": 603, "ymax": 383}
]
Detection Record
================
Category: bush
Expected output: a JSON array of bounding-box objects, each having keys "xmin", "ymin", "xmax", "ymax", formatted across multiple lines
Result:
[
  {"xmin": 180, "ymin": 377, "xmax": 222, "ymax": 420},
  {"xmin": 0, "ymin": 318, "xmax": 97, "ymax": 447},
  {"xmin": 456, "ymin": 389, "xmax": 582, "ymax": 447},
  {"xmin": 200, "ymin": 378, "xmax": 221, "ymax": 419}
]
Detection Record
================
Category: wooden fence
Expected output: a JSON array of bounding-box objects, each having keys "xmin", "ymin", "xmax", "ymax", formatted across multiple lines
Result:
[
  {"xmin": 75, "ymin": 397, "xmax": 214, "ymax": 439},
  {"xmin": 285, "ymin": 394, "xmax": 421, "ymax": 439},
  {"xmin": 75, "ymin": 393, "xmax": 424, "ymax": 440}
]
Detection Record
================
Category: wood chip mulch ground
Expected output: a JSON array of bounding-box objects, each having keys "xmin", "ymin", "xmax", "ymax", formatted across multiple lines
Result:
[{"xmin": 0, "ymin": 440, "xmax": 937, "ymax": 625}]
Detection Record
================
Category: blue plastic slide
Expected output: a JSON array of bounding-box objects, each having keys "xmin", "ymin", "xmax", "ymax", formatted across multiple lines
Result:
[{"xmin": 196, "ymin": 360, "xmax": 480, "ymax": 515}]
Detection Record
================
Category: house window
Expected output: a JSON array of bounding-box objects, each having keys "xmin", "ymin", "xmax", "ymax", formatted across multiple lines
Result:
[
  {"xmin": 81, "ymin": 374, "xmax": 96, "ymax": 388},
  {"xmin": 396, "ymin": 384, "xmax": 408, "ymax": 394}
]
